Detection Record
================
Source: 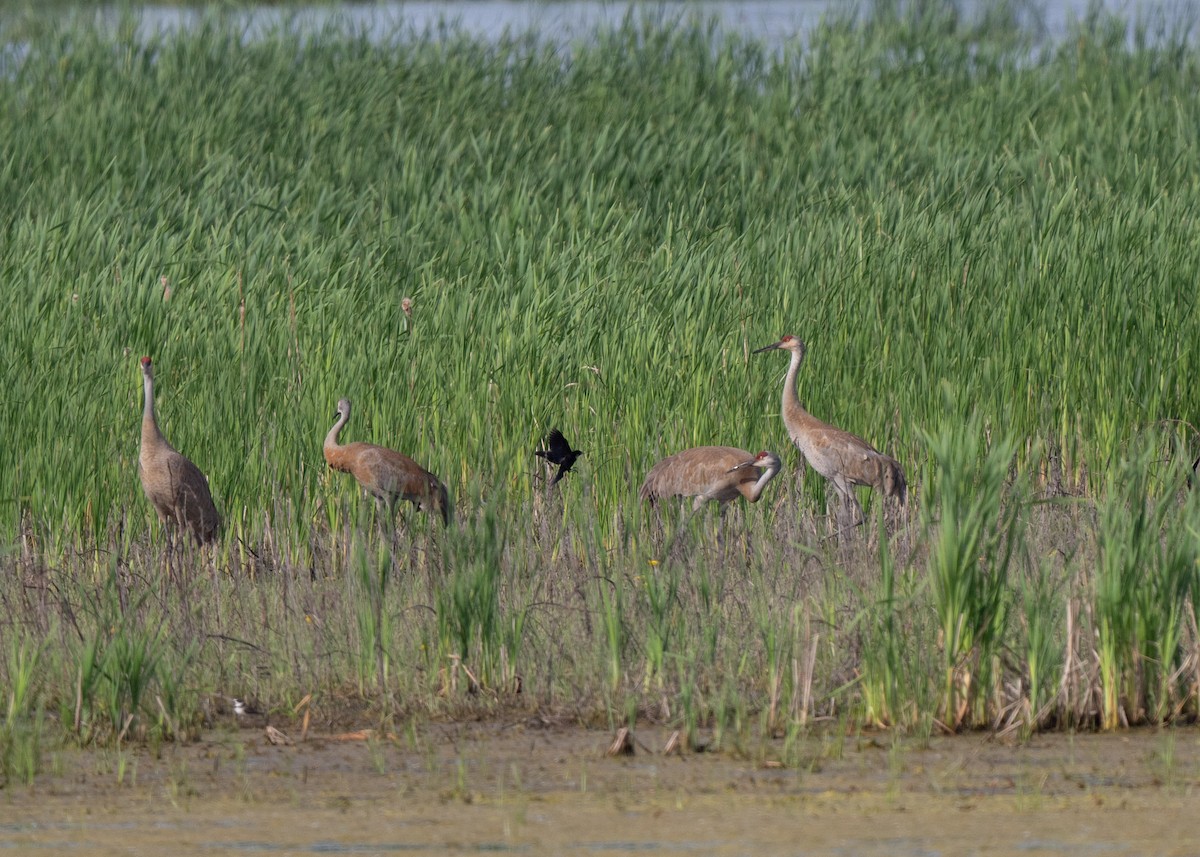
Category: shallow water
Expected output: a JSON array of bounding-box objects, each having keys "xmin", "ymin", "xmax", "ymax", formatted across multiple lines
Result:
[
  {"xmin": 1, "ymin": 723, "xmax": 1197, "ymax": 855},
  {"xmin": 107, "ymin": 0, "xmax": 1200, "ymax": 48}
]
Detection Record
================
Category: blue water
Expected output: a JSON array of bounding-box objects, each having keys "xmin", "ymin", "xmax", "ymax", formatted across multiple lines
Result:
[{"xmin": 106, "ymin": 0, "xmax": 1200, "ymax": 48}]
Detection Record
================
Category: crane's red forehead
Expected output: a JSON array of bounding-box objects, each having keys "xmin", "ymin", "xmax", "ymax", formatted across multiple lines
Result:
[{"xmin": 141, "ymin": 355, "xmax": 152, "ymax": 366}]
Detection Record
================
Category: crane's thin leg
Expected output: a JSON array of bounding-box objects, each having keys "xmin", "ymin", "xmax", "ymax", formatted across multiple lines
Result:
[
  {"xmin": 368, "ymin": 496, "xmax": 403, "ymax": 560},
  {"xmin": 847, "ymin": 495, "xmax": 865, "ymax": 530},
  {"xmin": 165, "ymin": 523, "xmax": 182, "ymax": 591},
  {"xmin": 157, "ymin": 525, "xmax": 171, "ymax": 598},
  {"xmin": 715, "ymin": 507, "xmax": 727, "ymax": 566},
  {"xmin": 383, "ymin": 500, "xmax": 405, "ymax": 564},
  {"xmin": 740, "ymin": 508, "xmax": 753, "ymax": 569},
  {"xmin": 661, "ymin": 509, "xmax": 684, "ymax": 563},
  {"xmin": 661, "ymin": 501, "xmax": 698, "ymax": 564},
  {"xmin": 824, "ymin": 488, "xmax": 866, "ymax": 546},
  {"xmin": 822, "ymin": 491, "xmax": 844, "ymax": 542},
  {"xmin": 642, "ymin": 502, "xmax": 657, "ymax": 555},
  {"xmin": 372, "ymin": 496, "xmax": 388, "ymax": 534}
]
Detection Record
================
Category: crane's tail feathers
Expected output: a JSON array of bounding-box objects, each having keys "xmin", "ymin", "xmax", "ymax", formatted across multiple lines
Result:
[
  {"xmin": 436, "ymin": 483, "xmax": 452, "ymax": 527},
  {"xmin": 884, "ymin": 458, "xmax": 907, "ymax": 503}
]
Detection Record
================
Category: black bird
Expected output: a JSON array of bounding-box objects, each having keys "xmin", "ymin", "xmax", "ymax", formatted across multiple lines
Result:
[{"xmin": 536, "ymin": 428, "xmax": 583, "ymax": 486}]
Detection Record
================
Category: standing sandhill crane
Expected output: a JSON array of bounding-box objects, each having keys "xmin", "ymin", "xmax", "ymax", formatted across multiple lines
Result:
[
  {"xmin": 753, "ymin": 335, "xmax": 905, "ymax": 530},
  {"xmin": 323, "ymin": 398, "xmax": 451, "ymax": 527},
  {"xmin": 535, "ymin": 428, "xmax": 583, "ymax": 486},
  {"xmin": 640, "ymin": 447, "xmax": 782, "ymax": 511},
  {"xmin": 138, "ymin": 356, "xmax": 221, "ymax": 546}
]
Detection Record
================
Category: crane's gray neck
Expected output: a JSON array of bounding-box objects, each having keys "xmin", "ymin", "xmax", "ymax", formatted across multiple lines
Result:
[
  {"xmin": 141, "ymin": 371, "xmax": 163, "ymax": 439},
  {"xmin": 324, "ymin": 409, "xmax": 350, "ymax": 451},
  {"xmin": 751, "ymin": 458, "xmax": 781, "ymax": 500},
  {"xmin": 142, "ymin": 372, "xmax": 153, "ymax": 417},
  {"xmin": 784, "ymin": 348, "xmax": 806, "ymax": 412}
]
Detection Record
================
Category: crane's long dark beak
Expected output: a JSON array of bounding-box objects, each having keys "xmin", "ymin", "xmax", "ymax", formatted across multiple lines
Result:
[
  {"xmin": 752, "ymin": 340, "xmax": 783, "ymax": 353},
  {"xmin": 728, "ymin": 458, "xmax": 757, "ymax": 472}
]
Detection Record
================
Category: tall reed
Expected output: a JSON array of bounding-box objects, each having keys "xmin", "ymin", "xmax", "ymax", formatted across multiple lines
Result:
[
  {"xmin": 922, "ymin": 400, "xmax": 1022, "ymax": 729},
  {"xmin": 1095, "ymin": 439, "xmax": 1200, "ymax": 728}
]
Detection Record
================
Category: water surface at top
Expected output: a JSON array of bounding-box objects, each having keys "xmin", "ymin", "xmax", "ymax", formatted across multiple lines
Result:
[{"xmin": 112, "ymin": 0, "xmax": 1200, "ymax": 48}]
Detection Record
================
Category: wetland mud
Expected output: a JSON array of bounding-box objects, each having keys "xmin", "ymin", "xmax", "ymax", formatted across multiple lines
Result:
[{"xmin": 2, "ymin": 723, "xmax": 1198, "ymax": 855}]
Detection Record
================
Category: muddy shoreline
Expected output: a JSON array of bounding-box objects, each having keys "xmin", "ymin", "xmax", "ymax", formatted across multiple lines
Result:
[{"xmin": 2, "ymin": 721, "xmax": 1197, "ymax": 855}]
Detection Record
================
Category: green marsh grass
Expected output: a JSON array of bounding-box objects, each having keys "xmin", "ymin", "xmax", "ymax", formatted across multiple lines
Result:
[
  {"xmin": 2, "ymin": 4, "xmax": 1200, "ymax": 764},
  {"xmin": 923, "ymin": 403, "xmax": 1022, "ymax": 729},
  {"xmin": 858, "ymin": 510, "xmax": 906, "ymax": 729},
  {"xmin": 1, "ymin": 634, "xmax": 44, "ymax": 785},
  {"xmin": 1095, "ymin": 439, "xmax": 1200, "ymax": 728},
  {"xmin": 1016, "ymin": 554, "xmax": 1066, "ymax": 733}
]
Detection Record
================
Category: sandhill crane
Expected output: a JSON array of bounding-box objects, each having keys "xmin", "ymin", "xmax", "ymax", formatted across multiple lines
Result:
[
  {"xmin": 138, "ymin": 356, "xmax": 221, "ymax": 546},
  {"xmin": 535, "ymin": 428, "xmax": 583, "ymax": 486},
  {"xmin": 640, "ymin": 447, "xmax": 782, "ymax": 555},
  {"xmin": 753, "ymin": 335, "xmax": 905, "ymax": 530},
  {"xmin": 640, "ymin": 447, "xmax": 782, "ymax": 510},
  {"xmin": 323, "ymin": 398, "xmax": 450, "ymax": 527}
]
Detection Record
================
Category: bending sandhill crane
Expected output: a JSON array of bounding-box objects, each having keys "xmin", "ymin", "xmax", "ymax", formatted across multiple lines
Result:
[
  {"xmin": 535, "ymin": 428, "xmax": 583, "ymax": 486},
  {"xmin": 754, "ymin": 335, "xmax": 905, "ymax": 529},
  {"xmin": 323, "ymin": 398, "xmax": 450, "ymax": 527},
  {"xmin": 138, "ymin": 356, "xmax": 221, "ymax": 546},
  {"xmin": 640, "ymin": 447, "xmax": 782, "ymax": 511}
]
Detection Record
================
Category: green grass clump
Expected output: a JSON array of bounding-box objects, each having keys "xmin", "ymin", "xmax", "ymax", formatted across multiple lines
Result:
[
  {"xmin": 923, "ymin": 395, "xmax": 1022, "ymax": 728},
  {"xmin": 1095, "ymin": 445, "xmax": 1200, "ymax": 728},
  {"xmin": 1, "ymin": 634, "xmax": 44, "ymax": 785},
  {"xmin": 1, "ymin": 3, "xmax": 1200, "ymax": 761}
]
